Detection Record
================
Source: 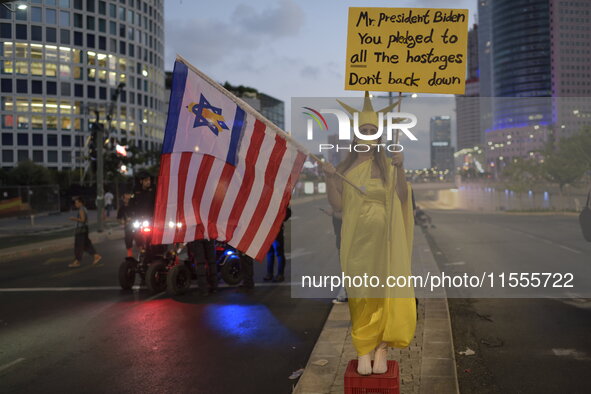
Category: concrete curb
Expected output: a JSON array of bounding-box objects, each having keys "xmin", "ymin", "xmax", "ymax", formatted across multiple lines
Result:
[
  {"xmin": 0, "ymin": 228, "xmax": 124, "ymax": 263},
  {"xmin": 293, "ymin": 230, "xmax": 459, "ymax": 394}
]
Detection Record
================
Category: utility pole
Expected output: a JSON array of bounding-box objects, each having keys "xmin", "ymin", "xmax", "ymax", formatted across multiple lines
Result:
[
  {"xmin": 94, "ymin": 110, "xmax": 105, "ymax": 232},
  {"xmin": 95, "ymin": 83, "xmax": 125, "ymax": 232}
]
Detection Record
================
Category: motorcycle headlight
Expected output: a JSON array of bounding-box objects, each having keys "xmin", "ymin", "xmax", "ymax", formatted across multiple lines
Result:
[
  {"xmin": 142, "ymin": 220, "xmax": 149, "ymax": 227},
  {"xmin": 133, "ymin": 221, "xmax": 140, "ymax": 229}
]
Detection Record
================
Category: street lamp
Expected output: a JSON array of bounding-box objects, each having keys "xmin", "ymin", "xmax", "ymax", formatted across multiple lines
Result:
[{"xmin": 1, "ymin": 1, "xmax": 27, "ymax": 11}]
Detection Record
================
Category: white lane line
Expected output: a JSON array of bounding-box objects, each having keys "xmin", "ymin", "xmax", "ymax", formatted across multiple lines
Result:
[
  {"xmin": 551, "ymin": 348, "xmax": 590, "ymax": 361},
  {"xmin": 500, "ymin": 226, "xmax": 582, "ymax": 254},
  {"xmin": 558, "ymin": 244, "xmax": 582, "ymax": 254},
  {"xmin": 0, "ymin": 358, "xmax": 25, "ymax": 373},
  {"xmin": 0, "ymin": 282, "xmax": 300, "ymax": 292},
  {"xmin": 445, "ymin": 261, "xmax": 466, "ymax": 266}
]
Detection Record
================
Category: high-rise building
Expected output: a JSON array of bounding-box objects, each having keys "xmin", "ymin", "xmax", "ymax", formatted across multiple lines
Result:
[
  {"xmin": 549, "ymin": 0, "xmax": 591, "ymax": 137},
  {"xmin": 430, "ymin": 116, "xmax": 454, "ymax": 173},
  {"xmin": 223, "ymin": 82, "xmax": 284, "ymax": 130},
  {"xmin": 0, "ymin": 0, "xmax": 166, "ymax": 170},
  {"xmin": 480, "ymin": 0, "xmax": 591, "ymax": 173},
  {"xmin": 456, "ymin": 24, "xmax": 481, "ymax": 152}
]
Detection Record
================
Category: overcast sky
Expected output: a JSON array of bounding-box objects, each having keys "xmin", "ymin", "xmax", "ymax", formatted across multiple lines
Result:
[{"xmin": 163, "ymin": 0, "xmax": 479, "ymax": 168}]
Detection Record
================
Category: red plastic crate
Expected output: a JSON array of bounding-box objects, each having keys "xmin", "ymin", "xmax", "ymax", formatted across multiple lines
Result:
[{"xmin": 344, "ymin": 359, "xmax": 400, "ymax": 394}]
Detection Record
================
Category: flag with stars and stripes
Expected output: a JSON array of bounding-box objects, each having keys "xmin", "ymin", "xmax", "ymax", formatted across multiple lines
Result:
[{"xmin": 152, "ymin": 57, "xmax": 307, "ymax": 261}]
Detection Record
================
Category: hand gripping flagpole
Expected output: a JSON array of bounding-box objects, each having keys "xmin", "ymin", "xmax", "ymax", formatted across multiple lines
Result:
[{"xmin": 174, "ymin": 55, "xmax": 366, "ymax": 195}]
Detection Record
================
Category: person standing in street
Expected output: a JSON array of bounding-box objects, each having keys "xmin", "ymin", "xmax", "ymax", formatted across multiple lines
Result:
[
  {"xmin": 104, "ymin": 190, "xmax": 114, "ymax": 218},
  {"xmin": 263, "ymin": 206, "xmax": 291, "ymax": 282},
  {"xmin": 187, "ymin": 240, "xmax": 218, "ymax": 296},
  {"xmin": 68, "ymin": 197, "xmax": 102, "ymax": 268},
  {"xmin": 117, "ymin": 193, "xmax": 134, "ymax": 257}
]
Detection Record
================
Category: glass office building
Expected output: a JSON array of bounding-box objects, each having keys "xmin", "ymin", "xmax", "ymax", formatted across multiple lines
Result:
[{"xmin": 0, "ymin": 0, "xmax": 166, "ymax": 170}]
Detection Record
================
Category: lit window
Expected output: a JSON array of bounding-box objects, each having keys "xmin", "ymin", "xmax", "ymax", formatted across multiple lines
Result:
[
  {"xmin": 31, "ymin": 62, "xmax": 43, "ymax": 75},
  {"xmin": 15, "ymin": 99, "xmax": 29, "ymax": 112},
  {"xmin": 2, "ymin": 115, "xmax": 14, "ymax": 129},
  {"xmin": 72, "ymin": 49, "xmax": 81, "ymax": 63},
  {"xmin": 47, "ymin": 116, "xmax": 58, "ymax": 130},
  {"xmin": 60, "ymin": 101, "xmax": 72, "ymax": 114},
  {"xmin": 30, "ymin": 44, "xmax": 43, "ymax": 59},
  {"xmin": 31, "ymin": 116, "xmax": 43, "ymax": 129},
  {"xmin": 59, "ymin": 64, "xmax": 71, "ymax": 78},
  {"xmin": 59, "ymin": 47, "xmax": 71, "ymax": 62},
  {"xmin": 46, "ymin": 45, "xmax": 58, "ymax": 62},
  {"xmin": 17, "ymin": 116, "xmax": 29, "ymax": 129},
  {"xmin": 45, "ymin": 63, "xmax": 57, "ymax": 77},
  {"xmin": 109, "ymin": 71, "xmax": 116, "ymax": 86},
  {"xmin": 31, "ymin": 99, "xmax": 44, "ymax": 113},
  {"xmin": 108, "ymin": 54, "xmax": 117, "ymax": 70},
  {"xmin": 73, "ymin": 66, "xmax": 82, "ymax": 80},
  {"xmin": 15, "ymin": 61, "xmax": 28, "ymax": 75},
  {"xmin": 1, "ymin": 60, "xmax": 13, "ymax": 74},
  {"xmin": 98, "ymin": 69, "xmax": 106, "ymax": 82},
  {"xmin": 87, "ymin": 50, "xmax": 96, "ymax": 66},
  {"xmin": 97, "ymin": 52, "xmax": 107, "ymax": 67},
  {"xmin": 46, "ymin": 99, "xmax": 59, "ymax": 113},
  {"xmin": 61, "ymin": 117, "xmax": 72, "ymax": 130},
  {"xmin": 15, "ymin": 43, "xmax": 29, "ymax": 58}
]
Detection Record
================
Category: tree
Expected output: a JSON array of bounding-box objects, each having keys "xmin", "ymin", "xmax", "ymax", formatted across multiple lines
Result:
[
  {"xmin": 541, "ymin": 128, "xmax": 589, "ymax": 192},
  {"xmin": 4, "ymin": 161, "xmax": 52, "ymax": 185}
]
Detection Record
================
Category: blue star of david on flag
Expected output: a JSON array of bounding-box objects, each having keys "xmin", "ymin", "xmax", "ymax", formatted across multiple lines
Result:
[{"xmin": 188, "ymin": 94, "xmax": 229, "ymax": 135}]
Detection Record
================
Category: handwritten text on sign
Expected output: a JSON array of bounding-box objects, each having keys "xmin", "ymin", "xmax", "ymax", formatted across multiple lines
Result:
[{"xmin": 345, "ymin": 8, "xmax": 469, "ymax": 94}]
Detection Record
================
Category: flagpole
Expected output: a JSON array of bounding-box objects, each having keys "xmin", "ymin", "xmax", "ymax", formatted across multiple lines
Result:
[{"xmin": 175, "ymin": 54, "xmax": 366, "ymax": 195}]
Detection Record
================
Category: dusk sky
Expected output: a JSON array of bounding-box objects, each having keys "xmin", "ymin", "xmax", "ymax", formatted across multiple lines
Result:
[{"xmin": 164, "ymin": 0, "xmax": 479, "ymax": 168}]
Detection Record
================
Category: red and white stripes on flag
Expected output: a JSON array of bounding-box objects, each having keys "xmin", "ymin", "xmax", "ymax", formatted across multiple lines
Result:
[{"xmin": 152, "ymin": 57, "xmax": 307, "ymax": 261}]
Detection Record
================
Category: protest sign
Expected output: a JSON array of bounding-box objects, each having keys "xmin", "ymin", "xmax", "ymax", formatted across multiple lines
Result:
[{"xmin": 345, "ymin": 7, "xmax": 469, "ymax": 94}]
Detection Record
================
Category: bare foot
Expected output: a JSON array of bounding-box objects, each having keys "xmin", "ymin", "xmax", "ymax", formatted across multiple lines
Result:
[
  {"xmin": 357, "ymin": 353, "xmax": 372, "ymax": 375},
  {"xmin": 372, "ymin": 342, "xmax": 388, "ymax": 374}
]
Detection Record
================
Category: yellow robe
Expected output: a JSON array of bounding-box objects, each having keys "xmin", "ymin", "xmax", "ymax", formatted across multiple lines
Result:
[{"xmin": 339, "ymin": 156, "xmax": 416, "ymax": 356}]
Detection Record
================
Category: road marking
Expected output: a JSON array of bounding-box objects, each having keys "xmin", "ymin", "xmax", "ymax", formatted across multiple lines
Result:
[
  {"xmin": 551, "ymin": 348, "xmax": 590, "ymax": 360},
  {"xmin": 445, "ymin": 261, "xmax": 465, "ymax": 266},
  {"xmin": 495, "ymin": 226, "xmax": 582, "ymax": 254},
  {"xmin": 0, "ymin": 282, "xmax": 300, "ymax": 293},
  {"xmin": 50, "ymin": 264, "xmax": 100, "ymax": 278},
  {"xmin": 43, "ymin": 256, "xmax": 71, "ymax": 265},
  {"xmin": 0, "ymin": 358, "xmax": 25, "ymax": 373}
]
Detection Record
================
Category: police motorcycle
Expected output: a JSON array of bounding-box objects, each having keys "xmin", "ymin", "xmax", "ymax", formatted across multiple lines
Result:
[
  {"xmin": 166, "ymin": 241, "xmax": 243, "ymax": 295},
  {"xmin": 118, "ymin": 217, "xmax": 177, "ymax": 293}
]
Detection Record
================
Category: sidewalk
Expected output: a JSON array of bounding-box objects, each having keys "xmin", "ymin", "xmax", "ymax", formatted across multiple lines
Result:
[{"xmin": 294, "ymin": 230, "xmax": 459, "ymax": 394}]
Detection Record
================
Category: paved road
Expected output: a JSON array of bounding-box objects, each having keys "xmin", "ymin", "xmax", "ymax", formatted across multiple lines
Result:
[
  {"xmin": 0, "ymin": 200, "xmax": 334, "ymax": 394},
  {"xmin": 424, "ymin": 210, "xmax": 591, "ymax": 394}
]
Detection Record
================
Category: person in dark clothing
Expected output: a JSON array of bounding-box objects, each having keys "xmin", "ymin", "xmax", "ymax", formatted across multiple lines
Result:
[
  {"xmin": 68, "ymin": 197, "xmax": 102, "ymax": 268},
  {"xmin": 264, "ymin": 206, "xmax": 291, "ymax": 282},
  {"xmin": 117, "ymin": 193, "xmax": 134, "ymax": 257},
  {"xmin": 187, "ymin": 239, "xmax": 217, "ymax": 296},
  {"xmin": 239, "ymin": 253, "xmax": 255, "ymax": 290},
  {"xmin": 129, "ymin": 172, "xmax": 156, "ymax": 220}
]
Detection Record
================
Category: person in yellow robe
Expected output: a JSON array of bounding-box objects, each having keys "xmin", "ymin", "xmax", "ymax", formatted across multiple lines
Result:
[{"xmin": 321, "ymin": 92, "xmax": 416, "ymax": 375}]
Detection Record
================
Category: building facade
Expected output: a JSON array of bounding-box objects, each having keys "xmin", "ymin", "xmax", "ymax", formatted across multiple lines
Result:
[
  {"xmin": 430, "ymin": 116, "xmax": 454, "ymax": 174},
  {"xmin": 481, "ymin": 0, "xmax": 591, "ymax": 174},
  {"xmin": 0, "ymin": 0, "xmax": 166, "ymax": 170}
]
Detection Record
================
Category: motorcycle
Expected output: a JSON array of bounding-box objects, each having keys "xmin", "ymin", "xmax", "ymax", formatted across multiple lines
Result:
[
  {"xmin": 118, "ymin": 218, "xmax": 175, "ymax": 294},
  {"xmin": 166, "ymin": 241, "xmax": 243, "ymax": 295}
]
